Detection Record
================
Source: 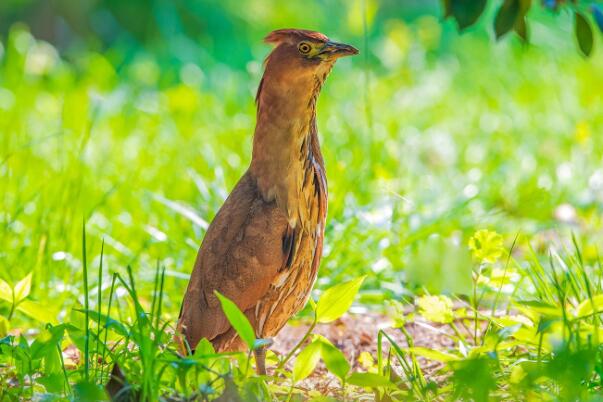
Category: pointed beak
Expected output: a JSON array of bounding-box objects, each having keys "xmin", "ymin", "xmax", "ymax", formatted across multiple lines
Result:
[{"xmin": 319, "ymin": 40, "xmax": 359, "ymax": 59}]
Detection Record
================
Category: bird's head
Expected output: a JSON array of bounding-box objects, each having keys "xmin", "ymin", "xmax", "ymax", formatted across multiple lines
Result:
[{"xmin": 258, "ymin": 29, "xmax": 358, "ymax": 100}]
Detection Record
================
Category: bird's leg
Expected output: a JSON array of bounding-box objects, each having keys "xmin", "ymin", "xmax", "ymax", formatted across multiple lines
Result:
[{"xmin": 253, "ymin": 338, "xmax": 274, "ymax": 375}]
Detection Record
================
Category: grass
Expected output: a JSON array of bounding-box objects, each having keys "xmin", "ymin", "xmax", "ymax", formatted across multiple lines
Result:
[{"xmin": 1, "ymin": 12, "xmax": 603, "ymax": 401}]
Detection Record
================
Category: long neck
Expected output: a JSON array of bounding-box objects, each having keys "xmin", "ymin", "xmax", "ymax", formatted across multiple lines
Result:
[{"xmin": 249, "ymin": 73, "xmax": 324, "ymax": 224}]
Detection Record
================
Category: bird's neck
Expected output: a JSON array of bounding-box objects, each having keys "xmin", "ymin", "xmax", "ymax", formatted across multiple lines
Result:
[{"xmin": 249, "ymin": 75, "xmax": 324, "ymax": 226}]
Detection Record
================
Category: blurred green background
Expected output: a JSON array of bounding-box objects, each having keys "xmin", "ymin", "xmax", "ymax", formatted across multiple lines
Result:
[{"xmin": 1, "ymin": 0, "xmax": 602, "ymax": 326}]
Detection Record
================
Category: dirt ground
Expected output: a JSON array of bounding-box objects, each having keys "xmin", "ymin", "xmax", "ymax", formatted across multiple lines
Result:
[{"xmin": 273, "ymin": 311, "xmax": 458, "ymax": 397}]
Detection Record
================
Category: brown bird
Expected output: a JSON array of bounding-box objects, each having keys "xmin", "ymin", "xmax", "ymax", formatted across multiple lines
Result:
[{"xmin": 177, "ymin": 29, "xmax": 358, "ymax": 374}]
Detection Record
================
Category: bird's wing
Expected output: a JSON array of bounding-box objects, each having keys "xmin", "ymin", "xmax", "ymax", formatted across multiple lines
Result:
[{"xmin": 178, "ymin": 171, "xmax": 294, "ymax": 348}]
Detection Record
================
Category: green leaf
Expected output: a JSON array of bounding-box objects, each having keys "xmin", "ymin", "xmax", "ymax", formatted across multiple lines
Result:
[
  {"xmin": 74, "ymin": 308, "xmax": 129, "ymax": 337},
  {"xmin": 0, "ymin": 315, "xmax": 8, "ymax": 337},
  {"xmin": 74, "ymin": 380, "xmax": 109, "ymax": 401},
  {"xmin": 347, "ymin": 372, "xmax": 394, "ymax": 388},
  {"xmin": 406, "ymin": 347, "xmax": 461, "ymax": 362},
  {"xmin": 30, "ymin": 324, "xmax": 67, "ymax": 360},
  {"xmin": 494, "ymin": 0, "xmax": 520, "ymax": 39},
  {"xmin": 316, "ymin": 276, "xmax": 365, "ymax": 323},
  {"xmin": 515, "ymin": 300, "xmax": 562, "ymax": 317},
  {"xmin": 194, "ymin": 337, "xmax": 216, "ymax": 357},
  {"xmin": 468, "ymin": 229, "xmax": 504, "ymax": 264},
  {"xmin": 575, "ymin": 11, "xmax": 594, "ymax": 57},
  {"xmin": 37, "ymin": 372, "xmax": 66, "ymax": 394},
  {"xmin": 13, "ymin": 272, "xmax": 32, "ymax": 304},
  {"xmin": 0, "ymin": 279, "xmax": 13, "ymax": 303},
  {"xmin": 575, "ymin": 295, "xmax": 603, "ymax": 318},
  {"xmin": 293, "ymin": 340, "xmax": 322, "ymax": 382},
  {"xmin": 214, "ymin": 291, "xmax": 255, "ymax": 349},
  {"xmin": 17, "ymin": 300, "xmax": 58, "ymax": 324},
  {"xmin": 318, "ymin": 336, "xmax": 350, "ymax": 381},
  {"xmin": 450, "ymin": 0, "xmax": 488, "ymax": 31},
  {"xmin": 514, "ymin": 16, "xmax": 528, "ymax": 43},
  {"xmin": 417, "ymin": 295, "xmax": 454, "ymax": 324}
]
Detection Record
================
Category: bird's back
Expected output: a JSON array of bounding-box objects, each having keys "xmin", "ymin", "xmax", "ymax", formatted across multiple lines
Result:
[
  {"xmin": 177, "ymin": 171, "xmax": 291, "ymax": 351},
  {"xmin": 178, "ymin": 150, "xmax": 326, "ymax": 352}
]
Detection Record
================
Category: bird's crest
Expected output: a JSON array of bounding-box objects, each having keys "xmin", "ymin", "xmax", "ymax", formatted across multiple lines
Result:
[
  {"xmin": 264, "ymin": 29, "xmax": 329, "ymax": 45},
  {"xmin": 256, "ymin": 29, "xmax": 330, "ymax": 104}
]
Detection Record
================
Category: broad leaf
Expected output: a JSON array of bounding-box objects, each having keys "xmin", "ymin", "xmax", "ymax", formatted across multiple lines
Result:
[
  {"xmin": 575, "ymin": 294, "xmax": 603, "ymax": 318},
  {"xmin": 74, "ymin": 309, "xmax": 129, "ymax": 337},
  {"xmin": 30, "ymin": 325, "xmax": 66, "ymax": 360},
  {"xmin": 515, "ymin": 300, "xmax": 562, "ymax": 318},
  {"xmin": 74, "ymin": 380, "xmax": 109, "ymax": 401},
  {"xmin": 37, "ymin": 372, "xmax": 66, "ymax": 393},
  {"xmin": 193, "ymin": 337, "xmax": 216, "ymax": 357},
  {"xmin": 407, "ymin": 346, "xmax": 461, "ymax": 362},
  {"xmin": 575, "ymin": 11, "xmax": 594, "ymax": 57},
  {"xmin": 0, "ymin": 315, "xmax": 8, "ymax": 337},
  {"xmin": 316, "ymin": 276, "xmax": 365, "ymax": 323},
  {"xmin": 318, "ymin": 337, "xmax": 350, "ymax": 381},
  {"xmin": 514, "ymin": 16, "xmax": 528, "ymax": 42},
  {"xmin": 347, "ymin": 372, "xmax": 394, "ymax": 388},
  {"xmin": 417, "ymin": 295, "xmax": 454, "ymax": 324},
  {"xmin": 0, "ymin": 279, "xmax": 13, "ymax": 302},
  {"xmin": 450, "ymin": 0, "xmax": 488, "ymax": 31},
  {"xmin": 293, "ymin": 340, "xmax": 322, "ymax": 382},
  {"xmin": 494, "ymin": 0, "xmax": 520, "ymax": 39},
  {"xmin": 18, "ymin": 300, "xmax": 58, "ymax": 324},
  {"xmin": 214, "ymin": 291, "xmax": 255, "ymax": 349},
  {"xmin": 13, "ymin": 272, "xmax": 32, "ymax": 304},
  {"xmin": 468, "ymin": 229, "xmax": 504, "ymax": 264}
]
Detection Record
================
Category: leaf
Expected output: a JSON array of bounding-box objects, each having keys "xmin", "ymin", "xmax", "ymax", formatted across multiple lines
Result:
[
  {"xmin": 194, "ymin": 338, "xmax": 216, "ymax": 357},
  {"xmin": 293, "ymin": 340, "xmax": 322, "ymax": 382},
  {"xmin": 37, "ymin": 372, "xmax": 66, "ymax": 394},
  {"xmin": 214, "ymin": 291, "xmax": 255, "ymax": 349},
  {"xmin": 468, "ymin": 229, "xmax": 504, "ymax": 264},
  {"xmin": 13, "ymin": 272, "xmax": 32, "ymax": 304},
  {"xmin": 514, "ymin": 16, "xmax": 529, "ymax": 43},
  {"xmin": 74, "ymin": 308, "xmax": 129, "ymax": 337},
  {"xmin": 575, "ymin": 294, "xmax": 603, "ymax": 318},
  {"xmin": 17, "ymin": 300, "xmax": 58, "ymax": 324},
  {"xmin": 575, "ymin": 11, "xmax": 594, "ymax": 57},
  {"xmin": 318, "ymin": 337, "xmax": 350, "ymax": 381},
  {"xmin": 442, "ymin": 0, "xmax": 452, "ymax": 17},
  {"xmin": 74, "ymin": 380, "xmax": 109, "ymax": 401},
  {"xmin": 347, "ymin": 372, "xmax": 394, "ymax": 388},
  {"xmin": 494, "ymin": 0, "xmax": 520, "ymax": 39},
  {"xmin": 0, "ymin": 316, "xmax": 8, "ymax": 337},
  {"xmin": 417, "ymin": 295, "xmax": 454, "ymax": 324},
  {"xmin": 593, "ymin": 5, "xmax": 603, "ymax": 34},
  {"xmin": 406, "ymin": 347, "xmax": 461, "ymax": 362},
  {"xmin": 30, "ymin": 325, "xmax": 66, "ymax": 360},
  {"xmin": 0, "ymin": 279, "xmax": 12, "ymax": 302},
  {"xmin": 316, "ymin": 276, "xmax": 365, "ymax": 323},
  {"xmin": 515, "ymin": 300, "xmax": 562, "ymax": 317},
  {"xmin": 450, "ymin": 0, "xmax": 488, "ymax": 31}
]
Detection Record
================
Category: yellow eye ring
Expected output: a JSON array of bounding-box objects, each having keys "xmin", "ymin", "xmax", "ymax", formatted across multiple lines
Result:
[{"xmin": 298, "ymin": 42, "xmax": 312, "ymax": 54}]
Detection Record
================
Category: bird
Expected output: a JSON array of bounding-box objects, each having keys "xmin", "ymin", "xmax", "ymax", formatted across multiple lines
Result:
[{"xmin": 176, "ymin": 28, "xmax": 358, "ymax": 375}]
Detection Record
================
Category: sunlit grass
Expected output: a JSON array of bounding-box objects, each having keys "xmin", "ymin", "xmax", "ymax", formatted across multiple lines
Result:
[{"xmin": 2, "ymin": 16, "xmax": 603, "ymax": 400}]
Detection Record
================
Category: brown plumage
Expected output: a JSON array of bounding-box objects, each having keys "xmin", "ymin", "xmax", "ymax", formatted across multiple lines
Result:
[{"xmin": 176, "ymin": 29, "xmax": 358, "ymax": 374}]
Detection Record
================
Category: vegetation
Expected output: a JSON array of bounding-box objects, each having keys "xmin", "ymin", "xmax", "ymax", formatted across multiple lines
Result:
[{"xmin": 2, "ymin": 0, "xmax": 603, "ymax": 400}]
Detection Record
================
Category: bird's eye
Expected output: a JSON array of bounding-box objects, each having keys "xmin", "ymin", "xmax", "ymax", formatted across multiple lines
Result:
[{"xmin": 298, "ymin": 42, "xmax": 312, "ymax": 54}]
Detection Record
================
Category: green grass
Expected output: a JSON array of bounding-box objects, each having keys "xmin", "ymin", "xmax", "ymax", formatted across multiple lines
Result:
[{"xmin": 2, "ymin": 14, "xmax": 603, "ymax": 401}]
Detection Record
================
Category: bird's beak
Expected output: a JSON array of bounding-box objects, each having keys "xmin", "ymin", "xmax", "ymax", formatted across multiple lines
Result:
[{"xmin": 318, "ymin": 40, "xmax": 359, "ymax": 59}]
